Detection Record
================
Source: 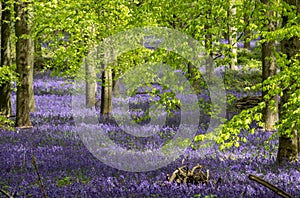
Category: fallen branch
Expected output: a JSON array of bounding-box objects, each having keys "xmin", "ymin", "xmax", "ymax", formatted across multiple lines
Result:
[
  {"xmin": 0, "ymin": 188, "xmax": 13, "ymax": 198},
  {"xmin": 167, "ymin": 164, "xmax": 209, "ymax": 184},
  {"xmin": 32, "ymin": 152, "xmax": 48, "ymax": 198},
  {"xmin": 248, "ymin": 174, "xmax": 294, "ymax": 198}
]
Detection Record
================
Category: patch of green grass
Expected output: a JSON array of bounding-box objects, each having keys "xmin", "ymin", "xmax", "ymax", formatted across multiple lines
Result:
[
  {"xmin": 56, "ymin": 172, "xmax": 90, "ymax": 187},
  {"xmin": 193, "ymin": 194, "xmax": 218, "ymax": 198},
  {"xmin": 57, "ymin": 176, "xmax": 72, "ymax": 187},
  {"xmin": 0, "ymin": 115, "xmax": 14, "ymax": 131}
]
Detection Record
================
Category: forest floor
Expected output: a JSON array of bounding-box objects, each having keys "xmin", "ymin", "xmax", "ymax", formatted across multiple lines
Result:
[{"xmin": 0, "ymin": 70, "xmax": 299, "ymax": 198}]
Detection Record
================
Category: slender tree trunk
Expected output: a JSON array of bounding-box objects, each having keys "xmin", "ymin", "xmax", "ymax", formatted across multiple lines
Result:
[
  {"xmin": 261, "ymin": 0, "xmax": 278, "ymax": 131},
  {"xmin": 0, "ymin": 1, "xmax": 2, "ymax": 61},
  {"xmin": 85, "ymin": 57, "xmax": 96, "ymax": 108},
  {"xmin": 228, "ymin": 0, "xmax": 238, "ymax": 70},
  {"xmin": 262, "ymin": 42, "xmax": 278, "ymax": 131},
  {"xmin": 277, "ymin": 0, "xmax": 300, "ymax": 164},
  {"xmin": 15, "ymin": 0, "xmax": 33, "ymax": 128},
  {"xmin": 277, "ymin": 95, "xmax": 299, "ymax": 163},
  {"xmin": 100, "ymin": 66, "xmax": 112, "ymax": 121},
  {"xmin": 83, "ymin": 25, "xmax": 97, "ymax": 108},
  {"xmin": 100, "ymin": 45, "xmax": 113, "ymax": 122},
  {"xmin": 0, "ymin": 0, "xmax": 12, "ymax": 117},
  {"xmin": 29, "ymin": 37, "xmax": 36, "ymax": 112}
]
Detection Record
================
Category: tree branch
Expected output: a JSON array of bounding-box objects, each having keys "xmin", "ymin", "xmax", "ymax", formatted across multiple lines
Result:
[
  {"xmin": 0, "ymin": 188, "xmax": 13, "ymax": 198},
  {"xmin": 32, "ymin": 152, "xmax": 48, "ymax": 198},
  {"xmin": 248, "ymin": 174, "xmax": 294, "ymax": 198}
]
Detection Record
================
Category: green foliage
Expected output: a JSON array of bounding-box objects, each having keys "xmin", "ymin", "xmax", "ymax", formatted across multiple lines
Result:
[
  {"xmin": 162, "ymin": 137, "xmax": 192, "ymax": 155},
  {"xmin": 0, "ymin": 115, "xmax": 14, "ymax": 131},
  {"xmin": 56, "ymin": 176, "xmax": 72, "ymax": 187},
  {"xmin": 31, "ymin": 0, "xmax": 299, "ymax": 152},
  {"xmin": 224, "ymin": 69, "xmax": 262, "ymax": 93},
  {"xmin": 56, "ymin": 174, "xmax": 90, "ymax": 187},
  {"xmin": 33, "ymin": 0, "xmax": 133, "ymax": 77},
  {"xmin": 237, "ymin": 47, "xmax": 262, "ymax": 68},
  {"xmin": 0, "ymin": 64, "xmax": 18, "ymax": 89},
  {"xmin": 193, "ymin": 194, "xmax": 217, "ymax": 198}
]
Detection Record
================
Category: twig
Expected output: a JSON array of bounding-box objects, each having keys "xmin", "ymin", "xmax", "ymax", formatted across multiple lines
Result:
[
  {"xmin": 32, "ymin": 152, "xmax": 48, "ymax": 198},
  {"xmin": 248, "ymin": 174, "xmax": 294, "ymax": 198},
  {"xmin": 0, "ymin": 188, "xmax": 13, "ymax": 198},
  {"xmin": 168, "ymin": 170, "xmax": 179, "ymax": 183},
  {"xmin": 191, "ymin": 164, "xmax": 202, "ymax": 175}
]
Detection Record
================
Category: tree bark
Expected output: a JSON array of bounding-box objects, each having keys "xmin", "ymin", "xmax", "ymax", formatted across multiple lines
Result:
[
  {"xmin": 261, "ymin": 0, "xmax": 278, "ymax": 131},
  {"xmin": 29, "ymin": 37, "xmax": 36, "ymax": 112},
  {"xmin": 0, "ymin": 0, "xmax": 1, "ymax": 56},
  {"xmin": 100, "ymin": 66, "xmax": 112, "ymax": 122},
  {"xmin": 85, "ymin": 57, "xmax": 96, "ymax": 108},
  {"xmin": 0, "ymin": 0, "xmax": 12, "ymax": 117},
  {"xmin": 15, "ymin": 0, "xmax": 33, "ymax": 128},
  {"xmin": 262, "ymin": 42, "xmax": 278, "ymax": 130},
  {"xmin": 277, "ymin": 0, "xmax": 300, "ymax": 164}
]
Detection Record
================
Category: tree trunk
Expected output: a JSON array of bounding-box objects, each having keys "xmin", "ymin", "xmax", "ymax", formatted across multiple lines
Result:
[
  {"xmin": 277, "ymin": 0, "xmax": 300, "ymax": 164},
  {"xmin": 100, "ymin": 66, "xmax": 112, "ymax": 122},
  {"xmin": 29, "ymin": 37, "xmax": 36, "ymax": 112},
  {"xmin": 262, "ymin": 41, "xmax": 278, "ymax": 131},
  {"xmin": 261, "ymin": 0, "xmax": 278, "ymax": 131},
  {"xmin": 277, "ymin": 90, "xmax": 299, "ymax": 163},
  {"xmin": 0, "ymin": 0, "xmax": 1, "ymax": 58},
  {"xmin": 15, "ymin": 0, "xmax": 33, "ymax": 128},
  {"xmin": 85, "ymin": 57, "xmax": 96, "ymax": 108},
  {"xmin": 0, "ymin": 0, "xmax": 12, "ymax": 117},
  {"xmin": 82, "ymin": 25, "xmax": 97, "ymax": 109},
  {"xmin": 228, "ymin": 1, "xmax": 238, "ymax": 70}
]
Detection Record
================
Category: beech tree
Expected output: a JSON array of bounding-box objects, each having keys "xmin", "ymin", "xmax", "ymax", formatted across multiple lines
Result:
[
  {"xmin": 0, "ymin": 0, "xmax": 12, "ymax": 117},
  {"xmin": 19, "ymin": 0, "xmax": 299, "ymax": 164},
  {"xmin": 198, "ymin": 0, "xmax": 300, "ymax": 163},
  {"xmin": 28, "ymin": 14, "xmax": 35, "ymax": 112},
  {"xmin": 276, "ymin": 0, "xmax": 300, "ymax": 164},
  {"xmin": 261, "ymin": 0, "xmax": 279, "ymax": 131},
  {"xmin": 100, "ymin": 65, "xmax": 113, "ymax": 120},
  {"xmin": 15, "ymin": 0, "xmax": 33, "ymax": 127},
  {"xmin": 85, "ymin": 57, "xmax": 97, "ymax": 108}
]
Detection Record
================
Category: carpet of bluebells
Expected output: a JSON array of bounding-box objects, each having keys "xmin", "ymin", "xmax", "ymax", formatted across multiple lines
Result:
[{"xmin": 1, "ymin": 71, "xmax": 300, "ymax": 198}]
